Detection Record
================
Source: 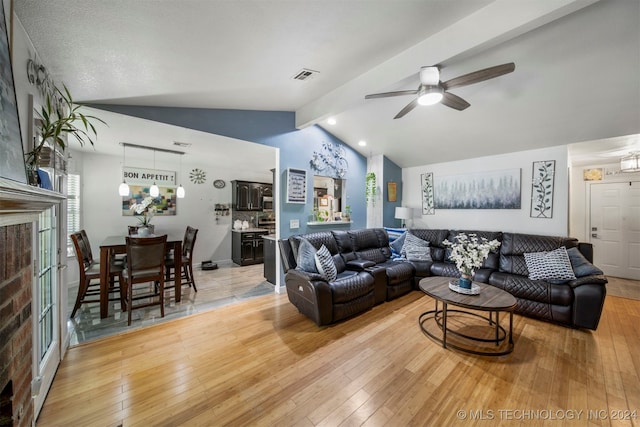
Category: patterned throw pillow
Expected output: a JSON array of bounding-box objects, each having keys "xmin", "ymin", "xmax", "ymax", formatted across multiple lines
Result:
[
  {"xmin": 566, "ymin": 247, "xmax": 603, "ymax": 277},
  {"xmin": 523, "ymin": 246, "xmax": 576, "ymax": 281},
  {"xmin": 389, "ymin": 231, "xmax": 407, "ymax": 255},
  {"xmin": 315, "ymin": 244, "xmax": 337, "ymax": 282},
  {"xmin": 295, "ymin": 238, "xmax": 318, "ymax": 273},
  {"xmin": 401, "ymin": 232, "xmax": 431, "ymax": 260}
]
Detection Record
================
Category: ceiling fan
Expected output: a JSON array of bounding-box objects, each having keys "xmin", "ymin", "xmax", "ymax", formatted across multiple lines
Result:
[{"xmin": 364, "ymin": 62, "xmax": 515, "ymax": 119}]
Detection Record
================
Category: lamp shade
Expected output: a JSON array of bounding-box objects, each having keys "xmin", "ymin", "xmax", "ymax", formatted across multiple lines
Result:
[
  {"xmin": 177, "ymin": 185, "xmax": 185, "ymax": 198},
  {"xmin": 118, "ymin": 181, "xmax": 130, "ymax": 196},
  {"xmin": 417, "ymin": 85, "xmax": 443, "ymax": 106},
  {"xmin": 621, "ymin": 152, "xmax": 640, "ymax": 172},
  {"xmin": 150, "ymin": 184, "xmax": 160, "ymax": 197},
  {"xmin": 395, "ymin": 207, "xmax": 412, "ymax": 220}
]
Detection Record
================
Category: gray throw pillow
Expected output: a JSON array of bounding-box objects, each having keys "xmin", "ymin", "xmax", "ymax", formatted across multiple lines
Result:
[
  {"xmin": 524, "ymin": 246, "xmax": 576, "ymax": 281},
  {"xmin": 566, "ymin": 247, "xmax": 603, "ymax": 277},
  {"xmin": 295, "ymin": 238, "xmax": 318, "ymax": 273},
  {"xmin": 402, "ymin": 232, "xmax": 431, "ymax": 260},
  {"xmin": 315, "ymin": 244, "xmax": 337, "ymax": 281}
]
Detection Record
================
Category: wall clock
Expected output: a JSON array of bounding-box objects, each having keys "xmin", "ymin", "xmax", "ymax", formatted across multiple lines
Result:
[
  {"xmin": 213, "ymin": 179, "xmax": 226, "ymax": 189},
  {"xmin": 189, "ymin": 168, "xmax": 207, "ymax": 184}
]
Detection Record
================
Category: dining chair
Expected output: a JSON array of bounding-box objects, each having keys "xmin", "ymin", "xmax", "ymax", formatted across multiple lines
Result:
[
  {"xmin": 165, "ymin": 226, "xmax": 199, "ymax": 291},
  {"xmin": 122, "ymin": 235, "xmax": 168, "ymax": 326},
  {"xmin": 70, "ymin": 231, "xmax": 125, "ymax": 318}
]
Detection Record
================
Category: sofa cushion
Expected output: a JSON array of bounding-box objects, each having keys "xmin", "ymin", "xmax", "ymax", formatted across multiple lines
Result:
[
  {"xmin": 524, "ymin": 247, "xmax": 576, "ymax": 282},
  {"xmin": 389, "ymin": 231, "xmax": 407, "ymax": 255},
  {"xmin": 408, "ymin": 229, "xmax": 449, "ymax": 262},
  {"xmin": 315, "ymin": 244, "xmax": 337, "ymax": 281},
  {"xmin": 499, "ymin": 232, "xmax": 579, "ymax": 275},
  {"xmin": 567, "ymin": 247, "xmax": 604, "ymax": 277},
  {"xmin": 296, "ymin": 238, "xmax": 318, "ymax": 274}
]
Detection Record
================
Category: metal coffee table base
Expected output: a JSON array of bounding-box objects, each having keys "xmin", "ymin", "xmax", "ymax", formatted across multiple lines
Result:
[{"xmin": 419, "ymin": 300, "xmax": 514, "ymax": 356}]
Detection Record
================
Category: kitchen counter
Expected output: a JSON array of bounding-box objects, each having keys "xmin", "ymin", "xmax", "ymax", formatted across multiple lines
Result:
[
  {"xmin": 232, "ymin": 228, "xmax": 269, "ymax": 233},
  {"xmin": 262, "ymin": 235, "xmax": 277, "ymax": 241}
]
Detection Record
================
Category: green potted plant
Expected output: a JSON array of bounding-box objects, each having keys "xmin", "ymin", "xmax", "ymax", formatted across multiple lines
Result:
[
  {"xmin": 365, "ymin": 172, "xmax": 377, "ymax": 205},
  {"xmin": 343, "ymin": 205, "xmax": 352, "ymax": 221},
  {"xmin": 25, "ymin": 84, "xmax": 105, "ymax": 183}
]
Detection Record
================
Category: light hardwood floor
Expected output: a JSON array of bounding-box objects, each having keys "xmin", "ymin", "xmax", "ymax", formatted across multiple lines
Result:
[{"xmin": 38, "ymin": 281, "xmax": 639, "ymax": 426}]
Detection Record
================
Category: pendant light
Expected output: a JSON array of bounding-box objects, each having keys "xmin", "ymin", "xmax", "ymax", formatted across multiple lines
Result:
[
  {"xmin": 118, "ymin": 144, "xmax": 130, "ymax": 196},
  {"xmin": 176, "ymin": 153, "xmax": 185, "ymax": 198},
  {"xmin": 149, "ymin": 149, "xmax": 159, "ymax": 197}
]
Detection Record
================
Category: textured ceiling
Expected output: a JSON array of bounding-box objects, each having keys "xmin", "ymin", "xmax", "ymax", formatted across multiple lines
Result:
[{"xmin": 13, "ymin": 0, "xmax": 640, "ymax": 167}]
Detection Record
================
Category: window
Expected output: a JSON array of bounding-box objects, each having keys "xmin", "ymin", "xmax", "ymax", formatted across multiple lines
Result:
[{"xmin": 66, "ymin": 174, "xmax": 80, "ymax": 256}]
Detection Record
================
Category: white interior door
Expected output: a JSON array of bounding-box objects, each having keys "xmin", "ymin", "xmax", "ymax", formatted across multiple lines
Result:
[{"xmin": 589, "ymin": 181, "xmax": 640, "ymax": 280}]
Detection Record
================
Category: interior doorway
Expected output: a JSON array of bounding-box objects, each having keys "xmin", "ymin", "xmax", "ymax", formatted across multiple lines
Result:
[{"xmin": 589, "ymin": 180, "xmax": 640, "ymax": 280}]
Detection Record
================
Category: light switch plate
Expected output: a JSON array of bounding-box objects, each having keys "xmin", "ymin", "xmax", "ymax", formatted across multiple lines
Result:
[{"xmin": 290, "ymin": 219, "xmax": 299, "ymax": 229}]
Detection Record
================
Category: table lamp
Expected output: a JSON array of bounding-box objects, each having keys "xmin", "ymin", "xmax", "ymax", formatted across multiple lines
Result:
[{"xmin": 395, "ymin": 207, "xmax": 412, "ymax": 229}]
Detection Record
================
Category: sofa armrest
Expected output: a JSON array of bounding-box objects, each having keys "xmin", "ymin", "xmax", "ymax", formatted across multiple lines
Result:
[
  {"xmin": 284, "ymin": 269, "xmax": 333, "ymax": 325},
  {"xmin": 346, "ymin": 259, "xmax": 376, "ymax": 271},
  {"xmin": 568, "ymin": 274, "xmax": 608, "ymax": 288}
]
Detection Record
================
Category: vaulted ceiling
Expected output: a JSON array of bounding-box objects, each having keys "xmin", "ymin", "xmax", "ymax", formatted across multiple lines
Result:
[{"xmin": 13, "ymin": 0, "xmax": 640, "ymax": 167}]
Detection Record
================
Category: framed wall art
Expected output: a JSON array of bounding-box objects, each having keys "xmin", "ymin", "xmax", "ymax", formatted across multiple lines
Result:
[
  {"xmin": 286, "ymin": 168, "xmax": 307, "ymax": 204},
  {"xmin": 434, "ymin": 168, "xmax": 521, "ymax": 209},
  {"xmin": 387, "ymin": 182, "xmax": 397, "ymax": 202},
  {"xmin": 530, "ymin": 160, "xmax": 555, "ymax": 218},
  {"xmin": 421, "ymin": 173, "xmax": 435, "ymax": 215},
  {"xmin": 0, "ymin": 3, "xmax": 27, "ymax": 184},
  {"xmin": 122, "ymin": 185, "xmax": 177, "ymax": 216}
]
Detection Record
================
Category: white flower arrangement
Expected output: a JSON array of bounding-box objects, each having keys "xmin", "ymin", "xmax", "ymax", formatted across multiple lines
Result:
[
  {"xmin": 130, "ymin": 196, "xmax": 157, "ymax": 226},
  {"xmin": 443, "ymin": 233, "xmax": 501, "ymax": 277}
]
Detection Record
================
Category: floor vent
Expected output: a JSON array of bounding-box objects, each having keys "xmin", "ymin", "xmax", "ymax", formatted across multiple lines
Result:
[{"xmin": 292, "ymin": 68, "xmax": 319, "ymax": 81}]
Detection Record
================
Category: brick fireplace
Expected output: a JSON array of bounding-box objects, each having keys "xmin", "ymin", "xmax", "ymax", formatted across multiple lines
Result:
[{"xmin": 0, "ymin": 223, "xmax": 34, "ymax": 427}]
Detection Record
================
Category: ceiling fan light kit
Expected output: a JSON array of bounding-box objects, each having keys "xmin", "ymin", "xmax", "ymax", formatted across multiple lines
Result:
[
  {"xmin": 417, "ymin": 85, "xmax": 443, "ymax": 106},
  {"xmin": 365, "ymin": 62, "xmax": 515, "ymax": 119}
]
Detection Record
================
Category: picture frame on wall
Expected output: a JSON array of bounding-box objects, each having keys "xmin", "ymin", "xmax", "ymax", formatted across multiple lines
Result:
[
  {"xmin": 0, "ymin": 3, "xmax": 28, "ymax": 184},
  {"xmin": 122, "ymin": 185, "xmax": 177, "ymax": 216},
  {"xmin": 387, "ymin": 182, "xmax": 397, "ymax": 202},
  {"xmin": 421, "ymin": 172, "xmax": 435, "ymax": 215},
  {"xmin": 286, "ymin": 168, "xmax": 307, "ymax": 203},
  {"xmin": 530, "ymin": 160, "xmax": 555, "ymax": 218}
]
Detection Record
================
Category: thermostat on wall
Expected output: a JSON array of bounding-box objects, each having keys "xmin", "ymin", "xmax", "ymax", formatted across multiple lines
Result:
[{"xmin": 290, "ymin": 219, "xmax": 299, "ymax": 229}]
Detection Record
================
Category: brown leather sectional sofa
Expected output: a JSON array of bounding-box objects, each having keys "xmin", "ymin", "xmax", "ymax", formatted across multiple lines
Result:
[{"xmin": 278, "ymin": 228, "xmax": 608, "ymax": 330}]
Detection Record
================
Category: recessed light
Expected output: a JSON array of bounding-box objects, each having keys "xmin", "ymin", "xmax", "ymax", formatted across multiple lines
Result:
[
  {"xmin": 358, "ymin": 140, "xmax": 367, "ymax": 147},
  {"xmin": 327, "ymin": 117, "xmax": 336, "ymax": 125}
]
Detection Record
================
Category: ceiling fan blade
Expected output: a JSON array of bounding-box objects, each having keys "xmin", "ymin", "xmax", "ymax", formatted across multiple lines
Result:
[
  {"xmin": 394, "ymin": 98, "xmax": 419, "ymax": 119},
  {"xmin": 442, "ymin": 62, "xmax": 515, "ymax": 90},
  {"xmin": 441, "ymin": 92, "xmax": 470, "ymax": 111},
  {"xmin": 365, "ymin": 90, "xmax": 418, "ymax": 100}
]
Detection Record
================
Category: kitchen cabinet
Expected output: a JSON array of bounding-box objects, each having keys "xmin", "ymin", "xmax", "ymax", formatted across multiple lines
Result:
[
  {"xmin": 232, "ymin": 230, "xmax": 266, "ymax": 266},
  {"xmin": 232, "ymin": 181, "xmax": 271, "ymax": 211}
]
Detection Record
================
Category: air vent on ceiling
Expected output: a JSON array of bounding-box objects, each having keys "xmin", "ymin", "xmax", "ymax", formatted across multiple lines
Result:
[
  {"xmin": 292, "ymin": 68, "xmax": 320, "ymax": 81},
  {"xmin": 173, "ymin": 141, "xmax": 192, "ymax": 148}
]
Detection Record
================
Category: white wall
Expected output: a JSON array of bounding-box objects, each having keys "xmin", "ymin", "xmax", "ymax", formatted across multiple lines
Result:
[
  {"xmin": 402, "ymin": 145, "xmax": 570, "ymax": 235},
  {"xmin": 72, "ymin": 149, "xmax": 273, "ymax": 265},
  {"xmin": 366, "ymin": 154, "xmax": 384, "ymax": 228}
]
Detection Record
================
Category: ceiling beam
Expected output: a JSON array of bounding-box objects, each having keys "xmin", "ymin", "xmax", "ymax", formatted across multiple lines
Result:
[{"xmin": 294, "ymin": 0, "xmax": 599, "ymax": 129}]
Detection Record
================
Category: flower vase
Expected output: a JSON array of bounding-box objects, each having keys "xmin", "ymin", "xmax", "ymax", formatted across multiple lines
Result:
[
  {"xmin": 137, "ymin": 226, "xmax": 150, "ymax": 237},
  {"xmin": 458, "ymin": 273, "xmax": 472, "ymax": 289}
]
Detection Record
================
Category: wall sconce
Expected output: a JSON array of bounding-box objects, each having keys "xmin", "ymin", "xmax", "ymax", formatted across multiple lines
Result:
[
  {"xmin": 395, "ymin": 206, "xmax": 413, "ymax": 228},
  {"xmin": 621, "ymin": 152, "xmax": 640, "ymax": 173},
  {"xmin": 118, "ymin": 144, "xmax": 130, "ymax": 196}
]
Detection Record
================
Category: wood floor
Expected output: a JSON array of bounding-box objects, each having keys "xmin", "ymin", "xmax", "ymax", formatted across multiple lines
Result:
[{"xmin": 37, "ymin": 283, "xmax": 640, "ymax": 426}]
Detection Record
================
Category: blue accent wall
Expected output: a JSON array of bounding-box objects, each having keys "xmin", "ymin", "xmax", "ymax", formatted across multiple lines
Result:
[
  {"xmin": 383, "ymin": 156, "xmax": 403, "ymax": 227},
  {"xmin": 89, "ymin": 104, "xmax": 368, "ymax": 237}
]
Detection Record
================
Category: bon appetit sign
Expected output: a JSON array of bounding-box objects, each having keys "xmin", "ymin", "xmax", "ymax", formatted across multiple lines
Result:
[{"xmin": 123, "ymin": 167, "xmax": 176, "ymax": 187}]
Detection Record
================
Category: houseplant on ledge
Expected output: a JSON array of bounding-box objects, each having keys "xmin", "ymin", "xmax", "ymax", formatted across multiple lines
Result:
[
  {"xmin": 443, "ymin": 233, "xmax": 501, "ymax": 289},
  {"xmin": 24, "ymin": 84, "xmax": 106, "ymax": 185}
]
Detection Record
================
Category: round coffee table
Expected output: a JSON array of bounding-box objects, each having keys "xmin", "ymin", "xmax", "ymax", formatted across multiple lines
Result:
[{"xmin": 418, "ymin": 276, "xmax": 517, "ymax": 356}]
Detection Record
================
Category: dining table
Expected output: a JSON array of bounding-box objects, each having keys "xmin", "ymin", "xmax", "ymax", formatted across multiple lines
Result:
[{"xmin": 99, "ymin": 234, "xmax": 182, "ymax": 318}]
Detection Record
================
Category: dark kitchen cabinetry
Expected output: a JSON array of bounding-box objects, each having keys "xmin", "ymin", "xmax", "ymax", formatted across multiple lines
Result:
[
  {"xmin": 232, "ymin": 181, "xmax": 272, "ymax": 211},
  {"xmin": 232, "ymin": 231, "xmax": 265, "ymax": 266},
  {"xmin": 263, "ymin": 236, "xmax": 276, "ymax": 284}
]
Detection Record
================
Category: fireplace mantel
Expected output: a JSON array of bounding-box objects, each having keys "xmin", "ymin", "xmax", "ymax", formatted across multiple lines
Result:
[{"xmin": 0, "ymin": 177, "xmax": 65, "ymax": 224}]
